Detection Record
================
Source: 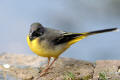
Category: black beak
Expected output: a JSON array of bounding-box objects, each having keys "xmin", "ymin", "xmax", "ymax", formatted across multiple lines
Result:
[{"xmin": 29, "ymin": 32, "xmax": 33, "ymax": 40}]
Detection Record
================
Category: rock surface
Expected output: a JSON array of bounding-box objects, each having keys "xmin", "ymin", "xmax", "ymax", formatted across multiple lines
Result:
[
  {"xmin": 0, "ymin": 53, "xmax": 120, "ymax": 80},
  {"xmin": 0, "ymin": 53, "xmax": 94, "ymax": 80},
  {"xmin": 93, "ymin": 60, "xmax": 120, "ymax": 80}
]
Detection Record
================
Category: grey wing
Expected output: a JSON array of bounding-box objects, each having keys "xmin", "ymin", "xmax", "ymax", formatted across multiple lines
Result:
[
  {"xmin": 44, "ymin": 27, "xmax": 82, "ymax": 45},
  {"xmin": 52, "ymin": 33, "xmax": 82, "ymax": 45}
]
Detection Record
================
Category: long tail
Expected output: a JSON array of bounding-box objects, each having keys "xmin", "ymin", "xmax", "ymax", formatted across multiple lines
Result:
[
  {"xmin": 68, "ymin": 28, "xmax": 119, "ymax": 45},
  {"xmin": 84, "ymin": 28, "xmax": 118, "ymax": 36}
]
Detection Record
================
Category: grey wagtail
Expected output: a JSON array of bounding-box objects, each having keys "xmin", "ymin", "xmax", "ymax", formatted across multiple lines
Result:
[{"xmin": 27, "ymin": 23, "xmax": 118, "ymax": 76}]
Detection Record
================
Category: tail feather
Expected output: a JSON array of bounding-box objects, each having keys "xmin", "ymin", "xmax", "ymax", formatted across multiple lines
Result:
[
  {"xmin": 85, "ymin": 28, "xmax": 118, "ymax": 36},
  {"xmin": 68, "ymin": 28, "xmax": 118, "ymax": 45}
]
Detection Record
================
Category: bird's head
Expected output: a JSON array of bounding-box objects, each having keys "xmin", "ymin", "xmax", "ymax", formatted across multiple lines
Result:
[{"xmin": 29, "ymin": 23, "xmax": 45, "ymax": 40}]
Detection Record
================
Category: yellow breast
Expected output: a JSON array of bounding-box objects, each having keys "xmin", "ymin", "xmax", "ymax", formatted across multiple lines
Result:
[{"xmin": 27, "ymin": 35, "xmax": 69, "ymax": 58}]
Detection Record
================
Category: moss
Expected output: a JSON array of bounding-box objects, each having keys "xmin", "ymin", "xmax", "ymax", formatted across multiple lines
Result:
[
  {"xmin": 64, "ymin": 72, "xmax": 75, "ymax": 80},
  {"xmin": 98, "ymin": 72, "xmax": 108, "ymax": 80},
  {"xmin": 82, "ymin": 75, "xmax": 92, "ymax": 80}
]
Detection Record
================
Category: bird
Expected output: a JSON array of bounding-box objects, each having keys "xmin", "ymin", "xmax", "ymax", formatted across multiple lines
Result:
[{"xmin": 27, "ymin": 22, "xmax": 118, "ymax": 76}]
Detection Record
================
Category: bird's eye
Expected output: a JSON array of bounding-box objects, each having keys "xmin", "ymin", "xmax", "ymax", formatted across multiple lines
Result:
[
  {"xmin": 32, "ymin": 31, "xmax": 39, "ymax": 37},
  {"xmin": 32, "ymin": 28, "xmax": 44, "ymax": 37}
]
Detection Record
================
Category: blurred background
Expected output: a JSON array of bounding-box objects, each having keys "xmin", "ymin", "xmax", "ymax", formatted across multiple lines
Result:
[{"xmin": 0, "ymin": 0, "xmax": 120, "ymax": 62}]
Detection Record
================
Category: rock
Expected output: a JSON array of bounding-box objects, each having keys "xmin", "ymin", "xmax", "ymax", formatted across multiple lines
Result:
[
  {"xmin": 38, "ymin": 58, "xmax": 94, "ymax": 80},
  {"xmin": 0, "ymin": 53, "xmax": 94, "ymax": 80},
  {"xmin": 93, "ymin": 60, "xmax": 120, "ymax": 80}
]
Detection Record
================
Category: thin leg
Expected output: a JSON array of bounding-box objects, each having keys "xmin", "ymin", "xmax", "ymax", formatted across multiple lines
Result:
[
  {"xmin": 46, "ymin": 57, "xmax": 51, "ymax": 67},
  {"xmin": 40, "ymin": 58, "xmax": 57, "ymax": 76}
]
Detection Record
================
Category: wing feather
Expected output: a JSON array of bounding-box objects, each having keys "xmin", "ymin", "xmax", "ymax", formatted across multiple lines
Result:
[{"xmin": 52, "ymin": 33, "xmax": 83, "ymax": 45}]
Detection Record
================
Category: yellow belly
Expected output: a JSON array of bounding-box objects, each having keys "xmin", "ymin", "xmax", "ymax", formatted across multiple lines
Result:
[
  {"xmin": 27, "ymin": 34, "xmax": 87, "ymax": 58},
  {"xmin": 27, "ymin": 35, "xmax": 69, "ymax": 58}
]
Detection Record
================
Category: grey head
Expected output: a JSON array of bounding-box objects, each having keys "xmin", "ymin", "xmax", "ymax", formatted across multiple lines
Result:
[{"xmin": 29, "ymin": 23, "xmax": 45, "ymax": 40}]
